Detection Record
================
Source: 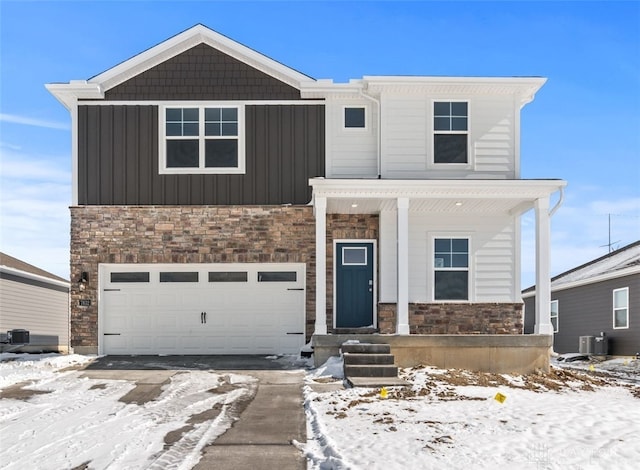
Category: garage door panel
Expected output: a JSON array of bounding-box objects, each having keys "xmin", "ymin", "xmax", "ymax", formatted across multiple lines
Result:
[{"xmin": 101, "ymin": 263, "xmax": 305, "ymax": 355}]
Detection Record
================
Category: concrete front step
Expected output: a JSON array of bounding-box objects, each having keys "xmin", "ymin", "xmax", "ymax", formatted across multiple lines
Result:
[
  {"xmin": 344, "ymin": 364, "xmax": 398, "ymax": 378},
  {"xmin": 346, "ymin": 377, "xmax": 409, "ymax": 388},
  {"xmin": 343, "ymin": 353, "xmax": 395, "ymax": 365},
  {"xmin": 341, "ymin": 343, "xmax": 391, "ymax": 354}
]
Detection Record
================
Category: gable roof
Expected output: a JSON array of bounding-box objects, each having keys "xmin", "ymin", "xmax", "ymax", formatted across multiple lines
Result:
[
  {"xmin": 523, "ymin": 240, "xmax": 640, "ymax": 295},
  {"xmin": 0, "ymin": 252, "xmax": 69, "ymax": 285},
  {"xmin": 47, "ymin": 24, "xmax": 316, "ymax": 109}
]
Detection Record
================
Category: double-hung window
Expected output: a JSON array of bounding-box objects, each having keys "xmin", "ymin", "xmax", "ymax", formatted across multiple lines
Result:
[
  {"xmin": 434, "ymin": 238, "xmax": 469, "ymax": 301},
  {"xmin": 433, "ymin": 101, "xmax": 468, "ymax": 164},
  {"xmin": 550, "ymin": 300, "xmax": 559, "ymax": 333},
  {"xmin": 613, "ymin": 287, "xmax": 629, "ymax": 329},
  {"xmin": 161, "ymin": 105, "xmax": 244, "ymax": 174}
]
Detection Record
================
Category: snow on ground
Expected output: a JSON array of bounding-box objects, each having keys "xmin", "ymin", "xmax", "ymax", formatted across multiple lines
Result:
[
  {"xmin": 0, "ymin": 354, "xmax": 256, "ymax": 470},
  {"xmin": 2, "ymin": 353, "xmax": 639, "ymax": 470},
  {"xmin": 304, "ymin": 356, "xmax": 640, "ymax": 470}
]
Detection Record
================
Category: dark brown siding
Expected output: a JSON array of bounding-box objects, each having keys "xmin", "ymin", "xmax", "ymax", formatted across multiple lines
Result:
[
  {"xmin": 77, "ymin": 104, "xmax": 324, "ymax": 205},
  {"xmin": 524, "ymin": 274, "xmax": 640, "ymax": 356},
  {"xmin": 102, "ymin": 44, "xmax": 303, "ymax": 101}
]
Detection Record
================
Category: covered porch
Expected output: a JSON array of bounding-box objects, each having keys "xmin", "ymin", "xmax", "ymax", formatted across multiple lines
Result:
[{"xmin": 309, "ymin": 178, "xmax": 566, "ymax": 371}]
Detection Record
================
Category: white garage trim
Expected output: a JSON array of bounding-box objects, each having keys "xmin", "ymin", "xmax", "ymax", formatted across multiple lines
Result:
[{"xmin": 98, "ymin": 263, "xmax": 306, "ymax": 355}]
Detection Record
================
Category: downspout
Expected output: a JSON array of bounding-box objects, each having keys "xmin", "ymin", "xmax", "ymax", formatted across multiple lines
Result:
[{"xmin": 358, "ymin": 86, "xmax": 382, "ymax": 178}]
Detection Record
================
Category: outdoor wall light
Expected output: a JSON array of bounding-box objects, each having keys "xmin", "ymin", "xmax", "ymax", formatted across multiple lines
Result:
[{"xmin": 80, "ymin": 271, "xmax": 89, "ymax": 283}]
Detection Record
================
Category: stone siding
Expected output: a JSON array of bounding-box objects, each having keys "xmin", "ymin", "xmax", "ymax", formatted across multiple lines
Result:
[
  {"xmin": 378, "ymin": 303, "xmax": 524, "ymax": 335},
  {"xmin": 70, "ymin": 205, "xmax": 316, "ymax": 351}
]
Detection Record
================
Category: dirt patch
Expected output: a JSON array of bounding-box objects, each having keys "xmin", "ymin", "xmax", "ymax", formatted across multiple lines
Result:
[{"xmin": 0, "ymin": 382, "xmax": 52, "ymax": 400}]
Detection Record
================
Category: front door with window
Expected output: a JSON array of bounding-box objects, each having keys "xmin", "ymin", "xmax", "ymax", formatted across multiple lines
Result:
[{"xmin": 335, "ymin": 242, "xmax": 374, "ymax": 328}]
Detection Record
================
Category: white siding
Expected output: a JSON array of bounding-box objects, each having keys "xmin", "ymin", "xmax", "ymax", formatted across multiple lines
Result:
[
  {"xmin": 381, "ymin": 96, "xmax": 428, "ymax": 176},
  {"xmin": 0, "ymin": 277, "xmax": 69, "ymax": 351},
  {"xmin": 380, "ymin": 212, "xmax": 518, "ymax": 303},
  {"xmin": 379, "ymin": 209, "xmax": 397, "ymax": 302},
  {"xmin": 326, "ymin": 97, "xmax": 378, "ymax": 177},
  {"xmin": 376, "ymin": 92, "xmax": 516, "ymax": 179}
]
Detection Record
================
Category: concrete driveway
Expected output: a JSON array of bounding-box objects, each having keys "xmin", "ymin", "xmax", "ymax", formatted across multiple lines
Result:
[{"xmin": 82, "ymin": 355, "xmax": 308, "ymax": 469}]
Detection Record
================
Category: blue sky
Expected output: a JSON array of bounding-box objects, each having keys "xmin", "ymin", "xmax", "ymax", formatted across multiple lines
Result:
[{"xmin": 1, "ymin": 0, "xmax": 639, "ymax": 287}]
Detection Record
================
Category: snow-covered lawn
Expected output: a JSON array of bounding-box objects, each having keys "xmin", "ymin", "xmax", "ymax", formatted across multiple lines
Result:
[
  {"xmin": 304, "ymin": 356, "xmax": 640, "ymax": 470},
  {"xmin": 1, "ymin": 353, "xmax": 638, "ymax": 470}
]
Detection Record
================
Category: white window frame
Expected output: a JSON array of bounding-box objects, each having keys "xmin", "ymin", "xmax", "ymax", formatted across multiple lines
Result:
[
  {"xmin": 431, "ymin": 100, "xmax": 471, "ymax": 168},
  {"xmin": 550, "ymin": 299, "xmax": 559, "ymax": 333},
  {"xmin": 342, "ymin": 105, "xmax": 368, "ymax": 131},
  {"xmin": 431, "ymin": 235, "xmax": 472, "ymax": 302},
  {"xmin": 159, "ymin": 103, "xmax": 245, "ymax": 174},
  {"xmin": 613, "ymin": 287, "xmax": 629, "ymax": 329}
]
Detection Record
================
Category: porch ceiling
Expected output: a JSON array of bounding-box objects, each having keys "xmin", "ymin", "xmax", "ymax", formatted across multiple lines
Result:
[{"xmin": 310, "ymin": 178, "xmax": 567, "ymax": 216}]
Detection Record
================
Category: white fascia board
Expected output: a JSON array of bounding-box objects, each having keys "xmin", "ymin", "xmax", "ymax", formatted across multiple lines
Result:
[
  {"xmin": 361, "ymin": 76, "xmax": 546, "ymax": 106},
  {"xmin": 45, "ymin": 81, "xmax": 103, "ymax": 110},
  {"xmin": 522, "ymin": 266, "xmax": 640, "ymax": 298},
  {"xmin": 300, "ymin": 80, "xmax": 364, "ymax": 98},
  {"xmin": 88, "ymin": 24, "xmax": 315, "ymax": 93},
  {"xmin": 309, "ymin": 178, "xmax": 566, "ymax": 200},
  {"xmin": 0, "ymin": 266, "xmax": 70, "ymax": 289}
]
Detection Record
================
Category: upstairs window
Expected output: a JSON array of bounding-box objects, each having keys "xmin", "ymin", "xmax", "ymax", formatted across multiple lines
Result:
[
  {"xmin": 433, "ymin": 237, "xmax": 469, "ymax": 301},
  {"xmin": 344, "ymin": 107, "xmax": 366, "ymax": 129},
  {"xmin": 613, "ymin": 287, "xmax": 629, "ymax": 329},
  {"xmin": 433, "ymin": 101, "xmax": 468, "ymax": 164},
  {"xmin": 161, "ymin": 105, "xmax": 244, "ymax": 174}
]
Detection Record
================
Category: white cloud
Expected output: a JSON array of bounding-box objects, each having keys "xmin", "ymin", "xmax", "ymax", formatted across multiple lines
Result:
[{"xmin": 0, "ymin": 113, "xmax": 70, "ymax": 131}]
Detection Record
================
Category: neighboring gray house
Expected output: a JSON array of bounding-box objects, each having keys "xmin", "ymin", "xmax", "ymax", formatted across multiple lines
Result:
[
  {"xmin": 0, "ymin": 252, "xmax": 70, "ymax": 353},
  {"xmin": 47, "ymin": 24, "xmax": 565, "ymax": 364},
  {"xmin": 523, "ymin": 241, "xmax": 640, "ymax": 356}
]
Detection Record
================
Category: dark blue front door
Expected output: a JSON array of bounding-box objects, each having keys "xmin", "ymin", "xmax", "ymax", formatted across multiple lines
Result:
[{"xmin": 336, "ymin": 242, "xmax": 374, "ymax": 328}]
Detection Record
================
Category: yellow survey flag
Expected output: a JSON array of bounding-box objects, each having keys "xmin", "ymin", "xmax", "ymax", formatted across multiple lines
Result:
[
  {"xmin": 380, "ymin": 387, "xmax": 388, "ymax": 399},
  {"xmin": 494, "ymin": 392, "xmax": 507, "ymax": 404}
]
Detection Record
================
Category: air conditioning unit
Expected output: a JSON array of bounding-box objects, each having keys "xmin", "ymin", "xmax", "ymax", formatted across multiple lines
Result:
[
  {"xmin": 7, "ymin": 329, "xmax": 30, "ymax": 344},
  {"xmin": 593, "ymin": 336, "xmax": 608, "ymax": 356},
  {"xmin": 579, "ymin": 336, "xmax": 594, "ymax": 354}
]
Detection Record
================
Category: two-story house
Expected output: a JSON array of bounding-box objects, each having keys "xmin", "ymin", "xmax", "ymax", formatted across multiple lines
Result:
[{"xmin": 47, "ymin": 25, "xmax": 565, "ymax": 368}]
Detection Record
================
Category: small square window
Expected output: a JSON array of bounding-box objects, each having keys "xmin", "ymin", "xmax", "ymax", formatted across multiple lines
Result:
[{"xmin": 344, "ymin": 107, "xmax": 365, "ymax": 128}]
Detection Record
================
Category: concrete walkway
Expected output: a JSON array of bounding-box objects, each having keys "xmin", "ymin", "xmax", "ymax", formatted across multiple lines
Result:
[
  {"xmin": 82, "ymin": 356, "xmax": 309, "ymax": 469},
  {"xmin": 194, "ymin": 370, "xmax": 307, "ymax": 470}
]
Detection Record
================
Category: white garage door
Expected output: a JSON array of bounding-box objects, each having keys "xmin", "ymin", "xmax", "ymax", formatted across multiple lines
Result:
[{"xmin": 99, "ymin": 263, "xmax": 306, "ymax": 355}]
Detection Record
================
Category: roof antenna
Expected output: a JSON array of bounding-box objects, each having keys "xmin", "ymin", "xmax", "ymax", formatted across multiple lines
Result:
[{"xmin": 599, "ymin": 213, "xmax": 621, "ymax": 253}]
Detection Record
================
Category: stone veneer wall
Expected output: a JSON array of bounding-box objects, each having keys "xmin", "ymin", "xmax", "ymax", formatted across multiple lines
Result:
[
  {"xmin": 378, "ymin": 303, "xmax": 524, "ymax": 335},
  {"xmin": 70, "ymin": 205, "xmax": 317, "ymax": 352}
]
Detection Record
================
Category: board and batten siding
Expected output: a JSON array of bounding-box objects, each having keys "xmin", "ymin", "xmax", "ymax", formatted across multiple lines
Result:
[
  {"xmin": 379, "ymin": 93, "xmax": 516, "ymax": 179},
  {"xmin": 0, "ymin": 275, "xmax": 69, "ymax": 352},
  {"xmin": 379, "ymin": 212, "xmax": 518, "ymax": 302},
  {"xmin": 524, "ymin": 274, "xmax": 639, "ymax": 356},
  {"xmin": 77, "ymin": 104, "xmax": 325, "ymax": 205},
  {"xmin": 325, "ymin": 97, "xmax": 378, "ymax": 178}
]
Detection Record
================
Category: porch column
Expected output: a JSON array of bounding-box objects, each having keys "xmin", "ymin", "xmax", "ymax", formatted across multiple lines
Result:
[
  {"xmin": 314, "ymin": 196, "xmax": 327, "ymax": 335},
  {"xmin": 396, "ymin": 197, "xmax": 410, "ymax": 334},
  {"xmin": 534, "ymin": 196, "xmax": 553, "ymax": 335}
]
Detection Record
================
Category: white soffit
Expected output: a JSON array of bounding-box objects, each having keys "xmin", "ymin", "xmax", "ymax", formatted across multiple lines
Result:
[{"xmin": 310, "ymin": 178, "xmax": 566, "ymax": 215}]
